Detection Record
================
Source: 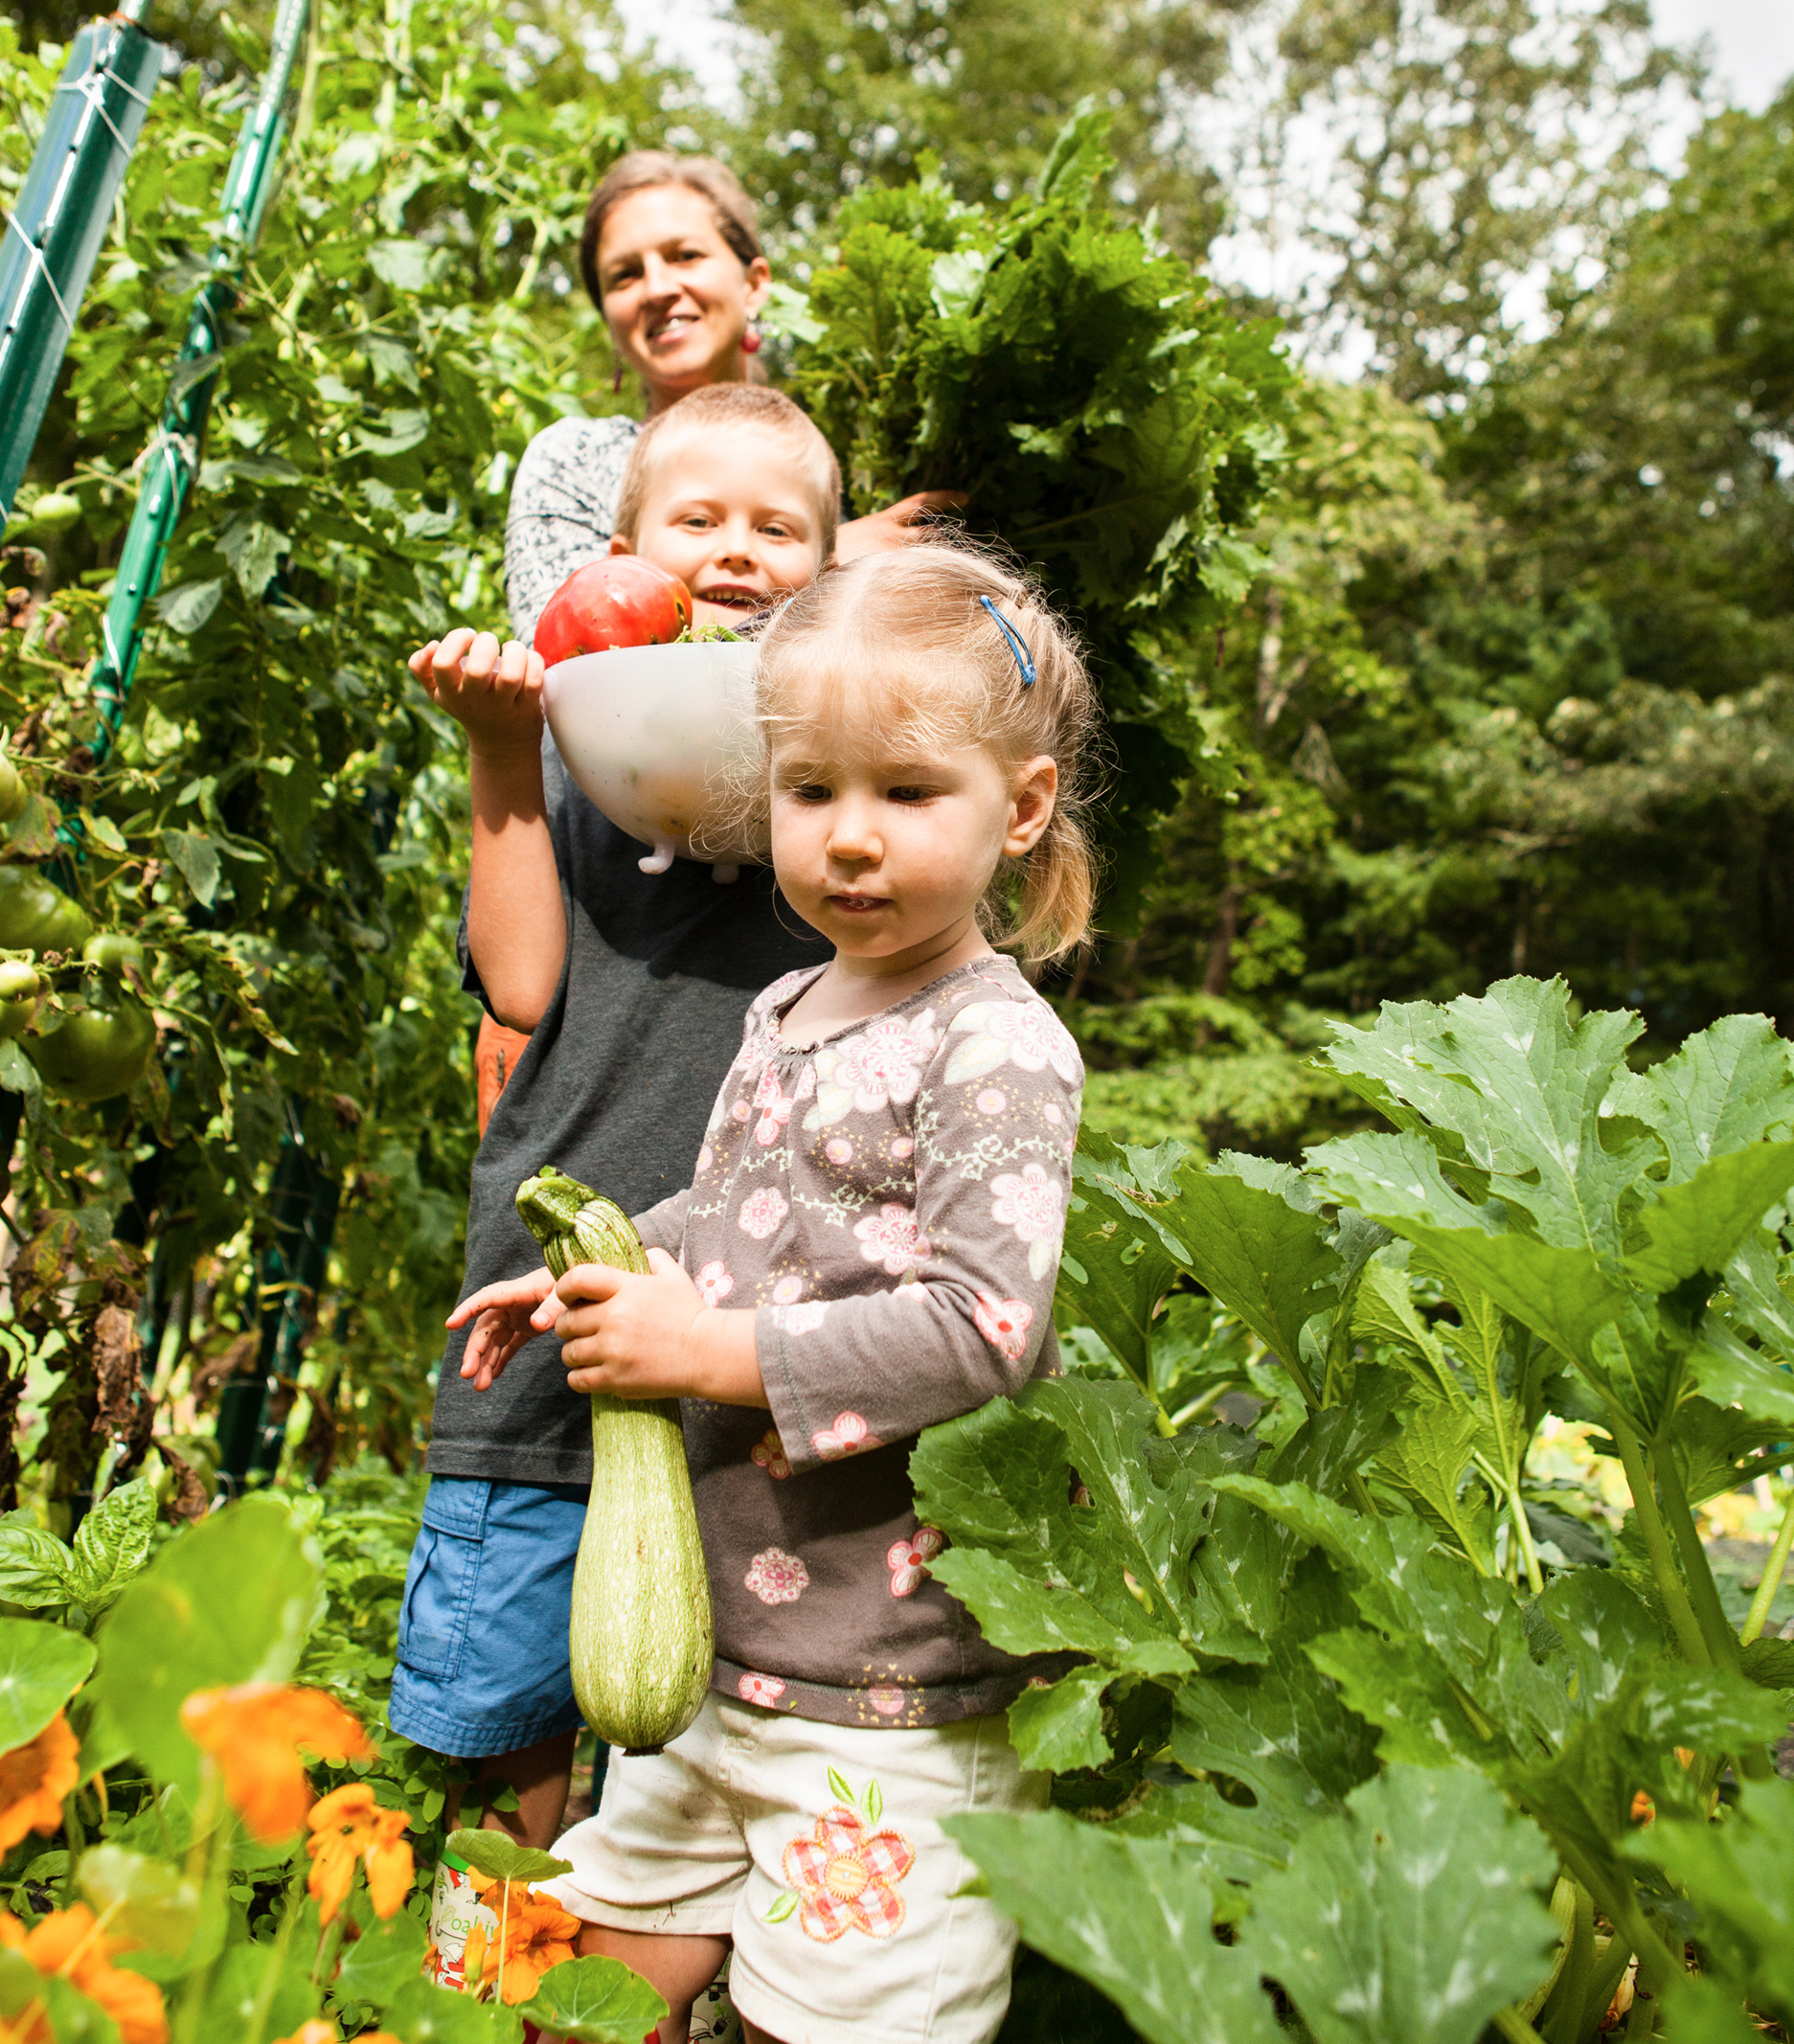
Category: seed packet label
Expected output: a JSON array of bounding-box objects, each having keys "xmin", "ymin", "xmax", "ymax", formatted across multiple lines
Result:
[{"xmin": 425, "ymin": 1853, "xmax": 499, "ymax": 1991}]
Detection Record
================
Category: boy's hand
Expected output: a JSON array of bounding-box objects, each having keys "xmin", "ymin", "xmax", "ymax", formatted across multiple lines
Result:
[
  {"xmin": 449, "ymin": 1265, "xmax": 557, "ymax": 1390},
  {"xmin": 410, "ymin": 628, "xmax": 544, "ymax": 755},
  {"xmin": 540, "ymin": 1251, "xmax": 767, "ymax": 1407}
]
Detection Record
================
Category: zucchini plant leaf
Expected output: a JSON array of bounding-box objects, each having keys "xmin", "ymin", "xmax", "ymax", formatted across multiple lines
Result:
[
  {"xmin": 1605, "ymin": 1011, "xmax": 1794, "ymax": 1183},
  {"xmin": 944, "ymin": 1810, "xmax": 1285, "ymax": 2044},
  {"xmin": 1240, "ymin": 1764, "xmax": 1558, "ymax": 2044},
  {"xmin": 1007, "ymin": 1664, "xmax": 1113, "ymax": 1773},
  {"xmin": 1624, "ymin": 1142, "xmax": 1794, "ymax": 1293}
]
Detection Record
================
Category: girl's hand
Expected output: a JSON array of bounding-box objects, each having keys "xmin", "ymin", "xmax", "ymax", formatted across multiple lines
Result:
[
  {"xmin": 541, "ymin": 1250, "xmax": 767, "ymax": 1407},
  {"xmin": 450, "ymin": 1265, "xmax": 557, "ymax": 1390},
  {"xmin": 409, "ymin": 628, "xmax": 545, "ymax": 755}
]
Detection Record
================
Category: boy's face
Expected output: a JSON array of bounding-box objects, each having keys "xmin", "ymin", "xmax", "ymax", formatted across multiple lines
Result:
[{"xmin": 612, "ymin": 425, "xmax": 828, "ymax": 631}]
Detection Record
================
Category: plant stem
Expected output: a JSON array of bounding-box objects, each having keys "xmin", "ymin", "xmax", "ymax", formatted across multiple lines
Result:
[
  {"xmin": 244, "ymin": 1863, "xmax": 306, "ymax": 2044},
  {"xmin": 1651, "ymin": 1447, "xmax": 1741, "ymax": 1671},
  {"xmin": 1606, "ymin": 1414, "xmax": 1709, "ymax": 1665},
  {"xmin": 1741, "ymin": 1484, "xmax": 1794, "ymax": 1647},
  {"xmin": 1538, "ymin": 1883, "xmax": 1594, "ymax": 2044},
  {"xmin": 1492, "ymin": 2009, "xmax": 1545, "ymax": 2044}
]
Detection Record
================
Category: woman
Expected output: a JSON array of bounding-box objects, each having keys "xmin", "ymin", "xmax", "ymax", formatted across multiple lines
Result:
[
  {"xmin": 502, "ymin": 149, "xmax": 958, "ymax": 651},
  {"xmin": 399, "ymin": 153, "xmax": 952, "ymax": 1953}
]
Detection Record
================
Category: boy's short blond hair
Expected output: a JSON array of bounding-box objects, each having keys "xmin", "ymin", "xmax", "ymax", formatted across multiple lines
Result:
[{"xmin": 614, "ymin": 386, "xmax": 841, "ymax": 562}]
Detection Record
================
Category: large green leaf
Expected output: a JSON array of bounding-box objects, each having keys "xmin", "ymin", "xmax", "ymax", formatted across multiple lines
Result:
[
  {"xmin": 1605, "ymin": 1012, "xmax": 1794, "ymax": 1184},
  {"xmin": 516, "ymin": 1956, "xmax": 669, "ymax": 2044},
  {"xmin": 0, "ymin": 1616, "xmax": 95, "ymax": 1751},
  {"xmin": 1372, "ymin": 1397, "xmax": 1494, "ymax": 1571},
  {"xmin": 1007, "ymin": 1665, "xmax": 1115, "ymax": 1772},
  {"xmin": 93, "ymin": 1496, "xmax": 321, "ymax": 1800},
  {"xmin": 1623, "ymin": 1143, "xmax": 1794, "ymax": 1294},
  {"xmin": 330, "ymin": 1904, "xmax": 431, "ymax": 2007},
  {"xmin": 1241, "ymin": 1765, "xmax": 1558, "ymax": 2044},
  {"xmin": 77, "ymin": 1846, "xmax": 199, "ymax": 1957},
  {"xmin": 445, "ymin": 1828, "xmax": 574, "ymax": 1886},
  {"xmin": 195, "ymin": 1941, "xmax": 318, "ymax": 2044},
  {"xmin": 1058, "ymin": 1154, "xmax": 1187, "ymax": 1388},
  {"xmin": 384, "ymin": 1976, "xmax": 524, "ymax": 2042},
  {"xmin": 946, "ymin": 1810, "xmax": 1284, "ymax": 2044}
]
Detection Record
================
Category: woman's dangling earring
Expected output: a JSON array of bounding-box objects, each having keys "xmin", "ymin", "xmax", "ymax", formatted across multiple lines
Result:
[
  {"xmin": 611, "ymin": 359, "xmax": 624, "ymax": 394},
  {"xmin": 741, "ymin": 323, "xmax": 762, "ymax": 356}
]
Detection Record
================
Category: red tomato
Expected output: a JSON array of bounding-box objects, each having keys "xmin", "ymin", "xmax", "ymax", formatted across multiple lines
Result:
[{"xmin": 533, "ymin": 557, "xmax": 693, "ymax": 664}]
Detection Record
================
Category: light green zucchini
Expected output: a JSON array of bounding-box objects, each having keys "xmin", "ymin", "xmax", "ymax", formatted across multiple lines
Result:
[{"xmin": 516, "ymin": 1166, "xmax": 715, "ymax": 1754}]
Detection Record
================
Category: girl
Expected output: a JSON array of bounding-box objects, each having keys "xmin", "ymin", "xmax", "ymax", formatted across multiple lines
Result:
[{"xmin": 450, "ymin": 544, "xmax": 1098, "ymax": 2044}]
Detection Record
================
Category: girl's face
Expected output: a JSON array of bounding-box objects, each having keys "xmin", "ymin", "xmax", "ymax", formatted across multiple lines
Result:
[
  {"xmin": 596, "ymin": 186, "xmax": 770, "ymax": 411},
  {"xmin": 771, "ymin": 713, "xmax": 1057, "ymax": 968},
  {"xmin": 611, "ymin": 425, "xmax": 826, "ymax": 629}
]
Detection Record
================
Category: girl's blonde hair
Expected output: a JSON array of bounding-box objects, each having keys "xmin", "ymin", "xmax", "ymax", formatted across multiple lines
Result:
[{"xmin": 752, "ymin": 545, "xmax": 1101, "ymax": 962}]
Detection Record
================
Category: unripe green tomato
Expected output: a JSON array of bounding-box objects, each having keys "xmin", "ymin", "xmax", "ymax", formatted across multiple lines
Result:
[
  {"xmin": 26, "ymin": 491, "xmax": 81, "ymax": 534},
  {"xmin": 0, "ymin": 758, "xmax": 26, "ymax": 826},
  {"xmin": 83, "ymin": 932, "xmax": 145, "ymax": 976},
  {"xmin": 34, "ymin": 893, "xmax": 91, "ymax": 957},
  {"xmin": 0, "ymin": 866, "xmax": 61, "ymax": 948},
  {"xmin": 25, "ymin": 997, "xmax": 156, "ymax": 1101},
  {"xmin": 0, "ymin": 961, "xmax": 38, "ymax": 1040}
]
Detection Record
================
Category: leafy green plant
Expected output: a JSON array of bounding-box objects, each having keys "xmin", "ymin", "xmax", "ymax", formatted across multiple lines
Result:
[
  {"xmin": 784, "ymin": 107, "xmax": 1292, "ymax": 908},
  {"xmin": 914, "ymin": 974, "xmax": 1794, "ymax": 2043}
]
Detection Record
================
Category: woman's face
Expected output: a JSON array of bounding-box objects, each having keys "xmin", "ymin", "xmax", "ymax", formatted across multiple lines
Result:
[{"xmin": 596, "ymin": 185, "xmax": 771, "ymax": 411}]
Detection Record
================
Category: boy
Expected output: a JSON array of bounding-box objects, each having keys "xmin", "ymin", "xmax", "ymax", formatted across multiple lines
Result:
[{"xmin": 394, "ymin": 387, "xmax": 839, "ymax": 1854}]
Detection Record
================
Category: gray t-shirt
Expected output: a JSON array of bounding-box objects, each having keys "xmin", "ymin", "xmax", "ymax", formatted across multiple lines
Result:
[{"xmin": 424, "ymin": 416, "xmax": 823, "ymax": 1486}]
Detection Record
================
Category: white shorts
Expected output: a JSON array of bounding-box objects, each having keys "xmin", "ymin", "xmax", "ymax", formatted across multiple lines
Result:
[{"xmin": 542, "ymin": 1692, "xmax": 1048, "ymax": 2044}]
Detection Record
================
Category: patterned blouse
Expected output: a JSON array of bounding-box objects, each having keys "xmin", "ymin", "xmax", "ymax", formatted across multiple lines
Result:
[
  {"xmin": 504, "ymin": 413, "xmax": 640, "ymax": 641},
  {"xmin": 633, "ymin": 955, "xmax": 1083, "ymax": 1728}
]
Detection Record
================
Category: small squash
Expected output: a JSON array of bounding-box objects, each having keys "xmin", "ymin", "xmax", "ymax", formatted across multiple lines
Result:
[{"xmin": 516, "ymin": 1166, "xmax": 714, "ymax": 1753}]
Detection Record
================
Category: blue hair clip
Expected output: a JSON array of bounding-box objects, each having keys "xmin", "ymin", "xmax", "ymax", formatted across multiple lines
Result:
[{"xmin": 979, "ymin": 595, "xmax": 1036, "ymax": 688}]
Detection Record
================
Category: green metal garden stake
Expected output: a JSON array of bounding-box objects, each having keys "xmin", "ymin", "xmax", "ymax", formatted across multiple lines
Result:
[{"xmin": 0, "ymin": 2, "xmax": 164, "ymax": 526}]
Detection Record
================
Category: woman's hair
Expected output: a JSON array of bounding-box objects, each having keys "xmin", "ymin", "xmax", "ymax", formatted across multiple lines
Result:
[
  {"xmin": 614, "ymin": 385, "xmax": 842, "ymax": 560},
  {"xmin": 579, "ymin": 151, "xmax": 763, "ymax": 308},
  {"xmin": 752, "ymin": 545, "xmax": 1101, "ymax": 962}
]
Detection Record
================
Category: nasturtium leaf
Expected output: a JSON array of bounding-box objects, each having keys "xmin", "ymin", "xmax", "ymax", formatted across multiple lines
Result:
[
  {"xmin": 1624, "ymin": 1142, "xmax": 1794, "ymax": 1294},
  {"xmin": 385, "ymin": 1975, "xmax": 525, "ymax": 2042},
  {"xmin": 77, "ymin": 1846, "xmax": 199, "ymax": 1956},
  {"xmin": 1241, "ymin": 1764, "xmax": 1558, "ymax": 2044},
  {"xmin": 445, "ymin": 1828, "xmax": 574, "ymax": 1885},
  {"xmin": 1624, "ymin": 1776, "xmax": 1794, "ymax": 2025},
  {"xmin": 1605, "ymin": 1011, "xmax": 1794, "ymax": 1184},
  {"xmin": 946, "ymin": 1810, "xmax": 1284, "ymax": 2044},
  {"xmin": 94, "ymin": 1495, "xmax": 320, "ymax": 1801},
  {"xmin": 330, "ymin": 1902, "xmax": 429, "ymax": 2006},
  {"xmin": 1007, "ymin": 1666, "xmax": 1112, "ymax": 1773},
  {"xmin": 194, "ymin": 1940, "xmax": 318, "ymax": 2044},
  {"xmin": 516, "ymin": 1954, "xmax": 670, "ymax": 2043},
  {"xmin": 0, "ymin": 1618, "xmax": 95, "ymax": 1752}
]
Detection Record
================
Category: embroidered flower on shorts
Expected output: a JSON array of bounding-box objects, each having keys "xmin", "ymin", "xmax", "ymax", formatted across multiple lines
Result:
[
  {"xmin": 771, "ymin": 1276, "xmax": 805, "ymax": 1305},
  {"xmin": 738, "ymin": 1187, "xmax": 789, "ymax": 1239},
  {"xmin": 770, "ymin": 1783, "xmax": 914, "ymax": 1942},
  {"xmin": 738, "ymin": 1673, "xmax": 787, "ymax": 1706},
  {"xmin": 751, "ymin": 1430, "xmax": 791, "ymax": 1480},
  {"xmin": 886, "ymin": 1528, "xmax": 945, "ymax": 1598},
  {"xmin": 745, "ymin": 1548, "xmax": 809, "ymax": 1605},
  {"xmin": 972, "ymin": 1293, "xmax": 1033, "ymax": 1362},
  {"xmin": 695, "ymin": 1260, "xmax": 735, "ymax": 1307},
  {"xmin": 810, "ymin": 1411, "xmax": 881, "ymax": 1461},
  {"xmin": 853, "ymin": 1202, "xmax": 930, "ymax": 1276}
]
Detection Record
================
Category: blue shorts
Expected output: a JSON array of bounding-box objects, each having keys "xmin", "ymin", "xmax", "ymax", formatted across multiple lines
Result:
[{"xmin": 389, "ymin": 1477, "xmax": 591, "ymax": 1759}]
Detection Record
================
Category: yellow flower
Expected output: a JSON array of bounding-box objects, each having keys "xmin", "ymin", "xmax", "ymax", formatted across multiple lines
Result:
[
  {"xmin": 305, "ymin": 1783, "xmax": 414, "ymax": 1927},
  {"xmin": 179, "ymin": 1685, "xmax": 372, "ymax": 1841},
  {"xmin": 466, "ymin": 1872, "xmax": 580, "ymax": 2005},
  {"xmin": 0, "ymin": 1715, "xmax": 79, "ymax": 1854},
  {"xmin": 0, "ymin": 1906, "xmax": 168, "ymax": 2044}
]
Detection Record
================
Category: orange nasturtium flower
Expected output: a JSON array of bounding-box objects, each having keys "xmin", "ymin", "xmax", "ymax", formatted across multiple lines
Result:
[
  {"xmin": 0, "ymin": 1715, "xmax": 79, "ymax": 1854},
  {"xmin": 306, "ymin": 1783, "xmax": 414, "ymax": 1927},
  {"xmin": 466, "ymin": 1872, "xmax": 580, "ymax": 2006},
  {"xmin": 179, "ymin": 1685, "xmax": 372, "ymax": 1841},
  {"xmin": 273, "ymin": 2029, "xmax": 403, "ymax": 2044},
  {"xmin": 0, "ymin": 1906, "xmax": 169, "ymax": 2044}
]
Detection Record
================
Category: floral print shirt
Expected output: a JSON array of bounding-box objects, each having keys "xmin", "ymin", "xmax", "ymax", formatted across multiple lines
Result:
[{"xmin": 633, "ymin": 955, "xmax": 1083, "ymax": 1728}]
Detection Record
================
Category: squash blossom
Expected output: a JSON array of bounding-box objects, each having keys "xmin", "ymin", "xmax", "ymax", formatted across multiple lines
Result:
[
  {"xmin": 306, "ymin": 1783, "xmax": 413, "ymax": 1925},
  {"xmin": 466, "ymin": 1872, "xmax": 580, "ymax": 2005},
  {"xmin": 0, "ymin": 1714, "xmax": 79, "ymax": 1852},
  {"xmin": 179, "ymin": 1684, "xmax": 372, "ymax": 1840},
  {"xmin": 0, "ymin": 1906, "xmax": 168, "ymax": 2044}
]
